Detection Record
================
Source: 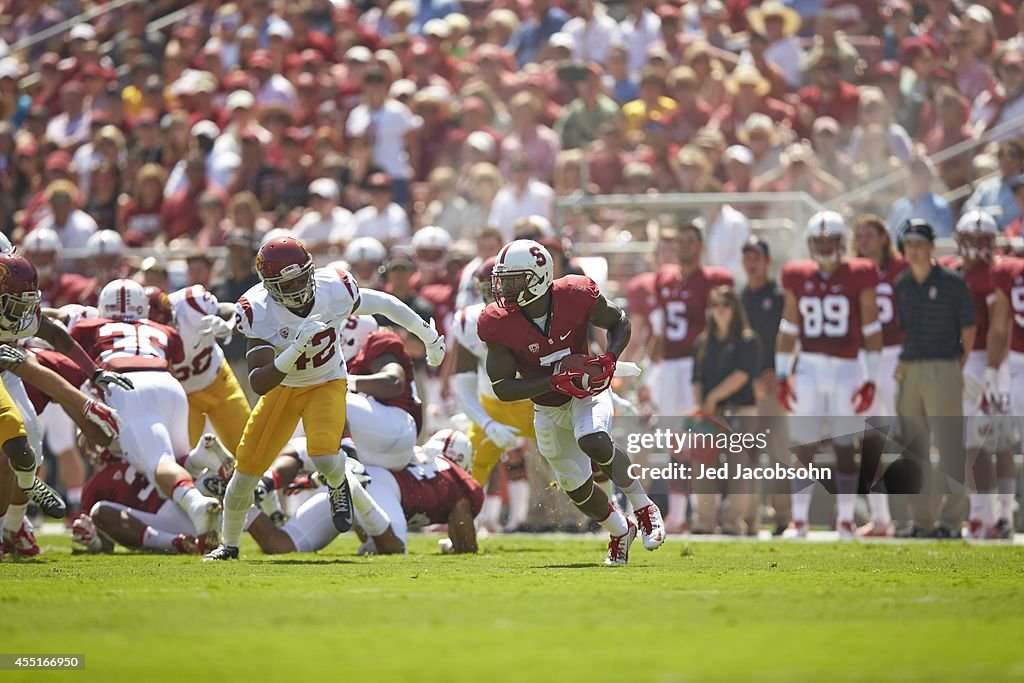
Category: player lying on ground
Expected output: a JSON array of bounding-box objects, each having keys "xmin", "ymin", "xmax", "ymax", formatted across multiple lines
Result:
[
  {"xmin": 204, "ymin": 236, "xmax": 446, "ymax": 561},
  {"xmin": 480, "ymin": 239, "xmax": 666, "ymax": 565},
  {"xmin": 247, "ymin": 429, "xmax": 480, "ymax": 555}
]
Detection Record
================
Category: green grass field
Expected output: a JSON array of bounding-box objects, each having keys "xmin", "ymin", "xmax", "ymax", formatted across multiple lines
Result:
[{"xmin": 3, "ymin": 534, "xmax": 1024, "ymax": 683}]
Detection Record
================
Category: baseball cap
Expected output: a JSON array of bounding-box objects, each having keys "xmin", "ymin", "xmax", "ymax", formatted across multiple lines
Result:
[
  {"xmin": 384, "ymin": 247, "xmax": 416, "ymax": 271},
  {"xmin": 900, "ymin": 219, "xmax": 935, "ymax": 243},
  {"xmin": 226, "ymin": 89, "xmax": 255, "ymax": 110},
  {"xmin": 723, "ymin": 145, "xmax": 753, "ymax": 165},
  {"xmin": 366, "ymin": 172, "xmax": 393, "ymax": 190},
  {"xmin": 69, "ymin": 23, "xmax": 97, "ymax": 41},
  {"xmin": 345, "ymin": 46, "xmax": 372, "ymax": 64},
  {"xmin": 309, "ymin": 177, "xmax": 339, "ymax": 200},
  {"xmin": 191, "ymin": 120, "xmax": 221, "ymax": 139},
  {"xmin": 742, "ymin": 236, "xmax": 770, "ymax": 257}
]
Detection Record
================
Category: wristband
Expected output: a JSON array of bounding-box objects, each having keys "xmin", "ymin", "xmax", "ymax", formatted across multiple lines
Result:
[
  {"xmin": 775, "ymin": 352, "xmax": 793, "ymax": 380},
  {"xmin": 863, "ymin": 350, "xmax": 880, "ymax": 384},
  {"xmin": 273, "ymin": 344, "xmax": 303, "ymax": 373},
  {"xmin": 778, "ymin": 319, "xmax": 799, "ymax": 336},
  {"xmin": 861, "ymin": 320, "xmax": 882, "ymax": 337}
]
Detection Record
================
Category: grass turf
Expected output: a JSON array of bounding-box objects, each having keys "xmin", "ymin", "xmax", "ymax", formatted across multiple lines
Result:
[{"xmin": 2, "ymin": 534, "xmax": 1024, "ymax": 683}]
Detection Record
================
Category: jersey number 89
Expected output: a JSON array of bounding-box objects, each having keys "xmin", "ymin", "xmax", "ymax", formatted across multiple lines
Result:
[{"xmin": 798, "ymin": 295, "xmax": 849, "ymax": 338}]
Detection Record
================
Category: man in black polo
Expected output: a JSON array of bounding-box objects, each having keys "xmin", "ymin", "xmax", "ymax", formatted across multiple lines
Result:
[
  {"xmin": 894, "ymin": 220, "xmax": 976, "ymax": 538},
  {"xmin": 740, "ymin": 236, "xmax": 790, "ymax": 535}
]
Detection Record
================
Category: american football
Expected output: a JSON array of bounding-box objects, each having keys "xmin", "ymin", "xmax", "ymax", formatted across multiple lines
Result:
[{"xmin": 2, "ymin": 3, "xmax": 1024, "ymax": 681}]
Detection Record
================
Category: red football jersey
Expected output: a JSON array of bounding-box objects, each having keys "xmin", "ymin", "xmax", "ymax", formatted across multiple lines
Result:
[
  {"xmin": 991, "ymin": 257, "xmax": 1024, "ymax": 353},
  {"xmin": 654, "ymin": 265, "xmax": 734, "ymax": 359},
  {"xmin": 348, "ymin": 328, "xmax": 423, "ymax": 433},
  {"xmin": 625, "ymin": 272, "xmax": 658, "ymax": 326},
  {"xmin": 24, "ymin": 347, "xmax": 87, "ymax": 414},
  {"xmin": 81, "ymin": 460, "xmax": 164, "ymax": 515},
  {"xmin": 877, "ymin": 255, "xmax": 909, "ymax": 348},
  {"xmin": 71, "ymin": 318, "xmax": 185, "ymax": 372},
  {"xmin": 956, "ymin": 259, "xmax": 995, "ymax": 352},
  {"xmin": 476, "ymin": 275, "xmax": 601, "ymax": 407},
  {"xmin": 40, "ymin": 274, "xmax": 99, "ymax": 309},
  {"xmin": 418, "ymin": 282, "xmax": 456, "ymax": 340},
  {"xmin": 393, "ymin": 455, "xmax": 485, "ymax": 525},
  {"xmin": 781, "ymin": 258, "xmax": 879, "ymax": 359}
]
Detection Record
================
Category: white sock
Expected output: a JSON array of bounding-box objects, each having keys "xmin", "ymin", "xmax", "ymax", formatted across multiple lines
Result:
[
  {"xmin": 66, "ymin": 486, "xmax": 82, "ymax": 507},
  {"xmin": 478, "ymin": 495, "xmax": 502, "ymax": 529},
  {"xmin": 997, "ymin": 477, "xmax": 1016, "ymax": 521},
  {"xmin": 791, "ymin": 491, "xmax": 813, "ymax": 524},
  {"xmin": 222, "ymin": 472, "xmax": 259, "ymax": 548},
  {"xmin": 867, "ymin": 493, "xmax": 891, "ymax": 525},
  {"xmin": 142, "ymin": 526, "xmax": 178, "ymax": 551},
  {"xmin": 352, "ymin": 479, "xmax": 390, "ymax": 537},
  {"xmin": 970, "ymin": 492, "xmax": 996, "ymax": 526},
  {"xmin": 596, "ymin": 504, "xmax": 628, "ymax": 536},
  {"xmin": 621, "ymin": 478, "xmax": 653, "ymax": 512},
  {"xmin": 4, "ymin": 503, "xmax": 26, "ymax": 533},
  {"xmin": 10, "ymin": 462, "xmax": 35, "ymax": 490},
  {"xmin": 835, "ymin": 473, "xmax": 858, "ymax": 524},
  {"xmin": 667, "ymin": 492, "xmax": 688, "ymax": 526},
  {"xmin": 506, "ymin": 480, "xmax": 530, "ymax": 528},
  {"xmin": 312, "ymin": 452, "xmax": 347, "ymax": 489}
]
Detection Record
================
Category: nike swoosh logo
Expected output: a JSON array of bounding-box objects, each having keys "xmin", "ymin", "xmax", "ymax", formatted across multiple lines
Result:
[{"xmin": 559, "ymin": 331, "xmax": 571, "ymax": 341}]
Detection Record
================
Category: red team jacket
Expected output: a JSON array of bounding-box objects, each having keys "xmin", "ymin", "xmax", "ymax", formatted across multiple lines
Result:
[
  {"xmin": 781, "ymin": 258, "xmax": 879, "ymax": 359},
  {"xmin": 476, "ymin": 275, "xmax": 600, "ymax": 407},
  {"xmin": 348, "ymin": 328, "xmax": 423, "ymax": 433}
]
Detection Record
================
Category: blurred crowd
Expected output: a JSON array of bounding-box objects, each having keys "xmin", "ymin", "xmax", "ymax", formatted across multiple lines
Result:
[{"xmin": 0, "ymin": 0, "xmax": 1023, "ymax": 288}]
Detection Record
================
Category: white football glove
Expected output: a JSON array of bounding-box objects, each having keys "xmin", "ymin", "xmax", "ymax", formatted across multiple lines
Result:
[
  {"xmin": 294, "ymin": 314, "xmax": 329, "ymax": 349},
  {"xmin": 983, "ymin": 366, "xmax": 1000, "ymax": 407},
  {"xmin": 424, "ymin": 318, "xmax": 445, "ymax": 367},
  {"xmin": 484, "ymin": 419, "xmax": 520, "ymax": 451},
  {"xmin": 83, "ymin": 399, "xmax": 123, "ymax": 440},
  {"xmin": 198, "ymin": 314, "xmax": 234, "ymax": 342},
  {"xmin": 71, "ymin": 515, "xmax": 103, "ymax": 553}
]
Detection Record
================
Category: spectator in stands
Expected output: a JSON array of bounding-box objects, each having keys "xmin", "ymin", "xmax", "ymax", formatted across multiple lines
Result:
[
  {"xmin": 664, "ymin": 66, "xmax": 712, "ymax": 147},
  {"xmin": 737, "ymin": 113, "xmax": 783, "ymax": 177},
  {"xmin": 290, "ymin": 179, "xmax": 354, "ymax": 261},
  {"xmin": 423, "ymin": 166, "xmax": 472, "ymax": 241},
  {"xmin": 463, "ymin": 162, "xmax": 503, "ymax": 235},
  {"xmin": 964, "ymin": 139, "xmax": 1024, "ymax": 230},
  {"xmin": 1004, "ymin": 175, "xmax": 1024, "ymax": 238},
  {"xmin": 353, "ymin": 172, "xmax": 411, "ymax": 246},
  {"xmin": 752, "ymin": 141, "xmax": 845, "ymax": 203},
  {"xmin": 713, "ymin": 65, "xmax": 792, "ymax": 145},
  {"xmin": 800, "ymin": 10, "xmax": 862, "ymax": 85},
  {"xmin": 563, "ymin": 0, "xmax": 620, "ymax": 65},
  {"xmin": 848, "ymin": 87, "xmax": 915, "ymax": 163},
  {"xmin": 810, "ymin": 116, "xmax": 853, "ymax": 189},
  {"xmin": 623, "ymin": 69, "xmax": 677, "ymax": 137},
  {"xmin": 37, "ymin": 180, "xmax": 98, "ymax": 250},
  {"xmin": 723, "ymin": 145, "xmax": 755, "ymax": 193},
  {"xmin": 225, "ymin": 191, "xmax": 272, "ymax": 238},
  {"xmin": 554, "ymin": 65, "xmax": 621, "ymax": 152},
  {"xmin": 971, "ymin": 51, "xmax": 1024, "ymax": 142},
  {"xmin": 161, "ymin": 150, "xmax": 227, "ymax": 242},
  {"xmin": 117, "ymin": 163, "xmax": 165, "ymax": 246},
  {"xmin": 488, "ymin": 154, "xmax": 554, "ymax": 240},
  {"xmin": 620, "ymin": 0, "xmax": 661, "ymax": 75},
  {"xmin": 603, "ymin": 44, "xmax": 639, "ymax": 105},
  {"xmin": 586, "ymin": 121, "xmax": 629, "ymax": 195},
  {"xmin": 923, "ymin": 87, "xmax": 973, "ymax": 191},
  {"xmin": 508, "ymin": 0, "xmax": 569, "ymax": 68},
  {"xmin": 46, "ymin": 81, "xmax": 91, "ymax": 151},
  {"xmin": 797, "ymin": 54, "xmax": 860, "ymax": 138},
  {"xmin": 887, "ymin": 157, "xmax": 955, "ymax": 238},
  {"xmin": 83, "ymin": 161, "xmax": 120, "ymax": 231},
  {"xmin": 702, "ymin": 184, "xmax": 752, "ymax": 283},
  {"xmin": 346, "ymin": 67, "xmax": 422, "ymax": 208},
  {"xmin": 744, "ymin": 2, "xmax": 802, "ymax": 89},
  {"xmin": 850, "ymin": 124, "xmax": 907, "ymax": 214},
  {"xmin": 501, "ymin": 92, "xmax": 561, "ymax": 182},
  {"xmin": 882, "ymin": 0, "xmax": 917, "ymax": 62},
  {"xmin": 948, "ymin": 25, "xmax": 995, "ymax": 104},
  {"xmin": 228, "ymin": 129, "xmax": 276, "ymax": 209}
]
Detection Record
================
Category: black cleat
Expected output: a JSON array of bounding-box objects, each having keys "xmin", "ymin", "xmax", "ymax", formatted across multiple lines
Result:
[
  {"xmin": 928, "ymin": 524, "xmax": 960, "ymax": 540},
  {"xmin": 994, "ymin": 518, "xmax": 1013, "ymax": 540},
  {"xmin": 202, "ymin": 544, "xmax": 239, "ymax": 562},
  {"xmin": 328, "ymin": 478, "xmax": 353, "ymax": 532},
  {"xmin": 23, "ymin": 478, "xmax": 66, "ymax": 519},
  {"xmin": 896, "ymin": 524, "xmax": 928, "ymax": 539}
]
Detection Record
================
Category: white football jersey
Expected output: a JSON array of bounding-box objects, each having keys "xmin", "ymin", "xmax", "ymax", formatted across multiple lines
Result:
[
  {"xmin": 449, "ymin": 303, "xmax": 495, "ymax": 400},
  {"xmin": 60, "ymin": 304, "xmax": 99, "ymax": 331},
  {"xmin": 235, "ymin": 268, "xmax": 361, "ymax": 388},
  {"xmin": 168, "ymin": 285, "xmax": 225, "ymax": 393}
]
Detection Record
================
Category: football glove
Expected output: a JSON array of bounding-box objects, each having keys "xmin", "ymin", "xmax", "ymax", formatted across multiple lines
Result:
[
  {"xmin": 82, "ymin": 399, "xmax": 123, "ymax": 440},
  {"xmin": 550, "ymin": 368, "xmax": 591, "ymax": 399},
  {"xmin": 92, "ymin": 368, "xmax": 134, "ymax": 392},
  {"xmin": 424, "ymin": 318, "xmax": 446, "ymax": 367},
  {"xmin": 0, "ymin": 345, "xmax": 25, "ymax": 372},
  {"xmin": 294, "ymin": 314, "xmax": 329, "ymax": 349},
  {"xmin": 484, "ymin": 419, "xmax": 520, "ymax": 451},
  {"xmin": 851, "ymin": 381, "xmax": 876, "ymax": 415},
  {"xmin": 776, "ymin": 378, "xmax": 796, "ymax": 413},
  {"xmin": 198, "ymin": 314, "xmax": 234, "ymax": 342}
]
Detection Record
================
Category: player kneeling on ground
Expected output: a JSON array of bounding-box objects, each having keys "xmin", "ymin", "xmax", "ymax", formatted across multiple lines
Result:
[{"xmin": 479, "ymin": 239, "xmax": 665, "ymax": 565}]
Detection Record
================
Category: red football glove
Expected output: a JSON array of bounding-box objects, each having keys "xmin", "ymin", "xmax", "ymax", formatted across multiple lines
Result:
[
  {"xmin": 550, "ymin": 369, "xmax": 592, "ymax": 399},
  {"xmin": 776, "ymin": 378, "xmax": 796, "ymax": 413},
  {"xmin": 851, "ymin": 381, "xmax": 876, "ymax": 415},
  {"xmin": 585, "ymin": 352, "xmax": 616, "ymax": 395}
]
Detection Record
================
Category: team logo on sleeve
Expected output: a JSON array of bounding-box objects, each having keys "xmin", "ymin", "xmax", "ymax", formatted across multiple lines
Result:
[
  {"xmin": 280, "ymin": 328, "xmax": 290, "ymax": 339},
  {"xmin": 529, "ymin": 343, "xmax": 540, "ymax": 353}
]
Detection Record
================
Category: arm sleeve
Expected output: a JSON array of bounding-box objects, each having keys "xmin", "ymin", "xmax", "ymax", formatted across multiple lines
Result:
[
  {"xmin": 358, "ymin": 289, "xmax": 439, "ymax": 345},
  {"xmin": 453, "ymin": 372, "xmax": 493, "ymax": 430}
]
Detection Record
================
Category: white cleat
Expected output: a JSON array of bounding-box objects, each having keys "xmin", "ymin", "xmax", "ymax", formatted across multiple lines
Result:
[
  {"xmin": 634, "ymin": 503, "xmax": 666, "ymax": 551},
  {"xmin": 438, "ymin": 538, "xmax": 455, "ymax": 554},
  {"xmin": 188, "ymin": 496, "xmax": 223, "ymax": 536},
  {"xmin": 838, "ymin": 520, "xmax": 857, "ymax": 540},
  {"xmin": 185, "ymin": 434, "xmax": 236, "ymax": 480},
  {"xmin": 782, "ymin": 520, "xmax": 808, "ymax": 539},
  {"xmin": 604, "ymin": 519, "xmax": 637, "ymax": 566}
]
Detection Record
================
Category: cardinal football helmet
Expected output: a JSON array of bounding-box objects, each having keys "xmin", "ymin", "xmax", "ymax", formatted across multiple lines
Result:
[
  {"xmin": 144, "ymin": 286, "xmax": 174, "ymax": 325},
  {"xmin": 256, "ymin": 236, "xmax": 315, "ymax": 309},
  {"xmin": 423, "ymin": 428, "xmax": 474, "ymax": 473},
  {"xmin": 339, "ymin": 315, "xmax": 379, "ymax": 362},
  {"xmin": 0, "ymin": 254, "xmax": 41, "ymax": 335}
]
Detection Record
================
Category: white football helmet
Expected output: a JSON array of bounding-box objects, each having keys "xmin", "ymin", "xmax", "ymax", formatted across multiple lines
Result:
[
  {"xmin": 0, "ymin": 232, "xmax": 14, "ymax": 254},
  {"xmin": 955, "ymin": 210, "xmax": 998, "ymax": 262},
  {"xmin": 340, "ymin": 314, "xmax": 379, "ymax": 362},
  {"xmin": 22, "ymin": 227, "xmax": 61, "ymax": 280},
  {"xmin": 343, "ymin": 237, "xmax": 387, "ymax": 265},
  {"xmin": 805, "ymin": 210, "xmax": 848, "ymax": 267},
  {"xmin": 423, "ymin": 428, "xmax": 474, "ymax": 473},
  {"xmin": 411, "ymin": 226, "xmax": 452, "ymax": 276},
  {"xmin": 87, "ymin": 230, "xmax": 125, "ymax": 284},
  {"xmin": 98, "ymin": 279, "xmax": 149, "ymax": 322},
  {"xmin": 491, "ymin": 239, "xmax": 554, "ymax": 311}
]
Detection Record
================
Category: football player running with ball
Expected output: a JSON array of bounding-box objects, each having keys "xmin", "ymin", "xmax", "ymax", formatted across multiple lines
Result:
[
  {"xmin": 204, "ymin": 236, "xmax": 445, "ymax": 561},
  {"xmin": 478, "ymin": 239, "xmax": 665, "ymax": 565}
]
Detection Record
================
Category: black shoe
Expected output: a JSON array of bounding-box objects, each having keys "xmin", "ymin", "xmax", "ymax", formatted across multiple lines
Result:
[
  {"xmin": 202, "ymin": 544, "xmax": 239, "ymax": 562},
  {"xmin": 23, "ymin": 478, "xmax": 66, "ymax": 519},
  {"xmin": 928, "ymin": 524, "xmax": 960, "ymax": 540},
  {"xmin": 772, "ymin": 523, "xmax": 789, "ymax": 537},
  {"xmin": 994, "ymin": 518, "xmax": 1013, "ymax": 540},
  {"xmin": 896, "ymin": 524, "xmax": 927, "ymax": 539},
  {"xmin": 328, "ymin": 478, "xmax": 353, "ymax": 532}
]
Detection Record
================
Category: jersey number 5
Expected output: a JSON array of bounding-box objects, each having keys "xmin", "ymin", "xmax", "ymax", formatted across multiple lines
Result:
[{"xmin": 295, "ymin": 327, "xmax": 337, "ymax": 370}]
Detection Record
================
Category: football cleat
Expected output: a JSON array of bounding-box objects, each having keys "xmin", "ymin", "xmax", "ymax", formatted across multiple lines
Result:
[
  {"xmin": 186, "ymin": 434, "xmax": 236, "ymax": 480},
  {"xmin": 187, "ymin": 496, "xmax": 223, "ymax": 536},
  {"xmin": 964, "ymin": 518, "xmax": 986, "ymax": 540},
  {"xmin": 172, "ymin": 534, "xmax": 200, "ymax": 554},
  {"xmin": 856, "ymin": 521, "xmax": 895, "ymax": 538},
  {"xmin": 993, "ymin": 518, "xmax": 1013, "ymax": 540},
  {"xmin": 3, "ymin": 518, "xmax": 40, "ymax": 557},
  {"xmin": 23, "ymin": 477, "xmax": 66, "ymax": 519},
  {"xmin": 634, "ymin": 503, "xmax": 666, "ymax": 551},
  {"xmin": 604, "ymin": 519, "xmax": 637, "ymax": 566},
  {"xmin": 782, "ymin": 520, "xmax": 808, "ymax": 539},
  {"xmin": 838, "ymin": 520, "xmax": 857, "ymax": 540},
  {"xmin": 328, "ymin": 478, "xmax": 354, "ymax": 532},
  {"xmin": 202, "ymin": 544, "xmax": 239, "ymax": 561}
]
